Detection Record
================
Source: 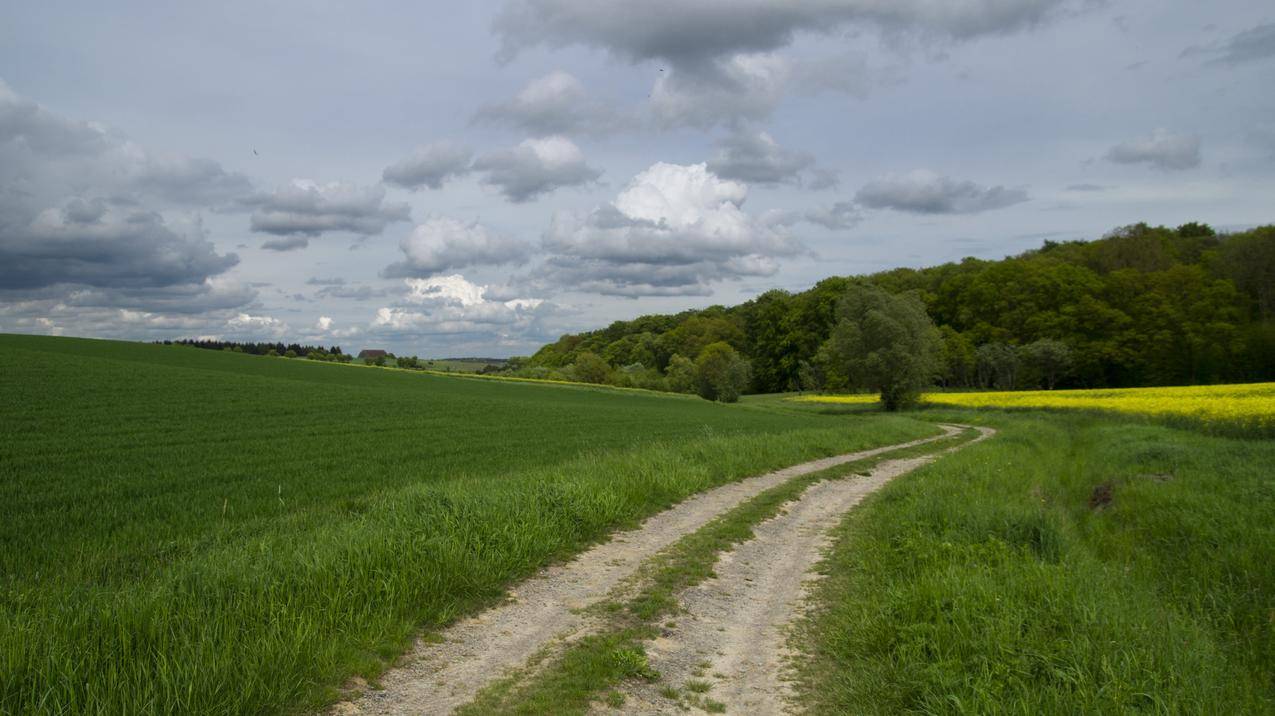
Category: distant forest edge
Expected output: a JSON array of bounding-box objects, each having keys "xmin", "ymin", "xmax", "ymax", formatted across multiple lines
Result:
[
  {"xmin": 509, "ymin": 222, "xmax": 1274, "ymax": 396},
  {"xmin": 159, "ymin": 340, "xmax": 509, "ymax": 372}
]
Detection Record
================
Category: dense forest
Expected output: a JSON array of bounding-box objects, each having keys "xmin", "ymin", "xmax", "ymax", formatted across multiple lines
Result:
[{"xmin": 513, "ymin": 222, "xmax": 1275, "ymax": 395}]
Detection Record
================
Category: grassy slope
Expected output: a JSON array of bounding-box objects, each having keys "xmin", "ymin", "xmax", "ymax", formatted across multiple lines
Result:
[
  {"xmin": 795, "ymin": 409, "xmax": 1275, "ymax": 713},
  {"xmin": 0, "ymin": 334, "xmax": 935, "ymax": 715}
]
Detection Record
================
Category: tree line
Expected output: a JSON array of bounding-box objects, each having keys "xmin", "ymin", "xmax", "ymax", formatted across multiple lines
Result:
[
  {"xmin": 161, "ymin": 339, "xmax": 351, "ymax": 361},
  {"xmin": 500, "ymin": 222, "xmax": 1275, "ymax": 402}
]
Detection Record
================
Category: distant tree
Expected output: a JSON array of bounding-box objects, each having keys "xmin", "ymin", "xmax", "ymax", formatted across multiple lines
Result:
[
  {"xmin": 1217, "ymin": 226, "xmax": 1275, "ymax": 319},
  {"xmin": 265, "ymin": 349, "xmax": 279, "ymax": 357},
  {"xmin": 694, "ymin": 342, "xmax": 751, "ymax": 403},
  {"xmin": 657, "ymin": 315, "xmax": 746, "ymax": 368},
  {"xmin": 572, "ymin": 352, "xmax": 611, "ymax": 384},
  {"xmin": 665, "ymin": 354, "xmax": 696, "ymax": 393},
  {"xmin": 1177, "ymin": 221, "xmax": 1215, "ymax": 238},
  {"xmin": 371, "ymin": 354, "xmax": 387, "ymax": 367},
  {"xmin": 938, "ymin": 326, "xmax": 975, "ymax": 387},
  {"xmin": 284, "ymin": 349, "xmax": 298, "ymax": 359},
  {"xmin": 816, "ymin": 284, "xmax": 941, "ymax": 410},
  {"xmin": 797, "ymin": 359, "xmax": 824, "ymax": 392},
  {"xmin": 975, "ymin": 343, "xmax": 1018, "ymax": 389},
  {"xmin": 1020, "ymin": 339, "xmax": 1072, "ymax": 389},
  {"xmin": 602, "ymin": 332, "xmax": 659, "ymax": 368}
]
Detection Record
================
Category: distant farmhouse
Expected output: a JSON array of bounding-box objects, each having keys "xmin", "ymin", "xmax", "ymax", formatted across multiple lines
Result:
[{"xmin": 357, "ymin": 349, "xmax": 388, "ymax": 360}]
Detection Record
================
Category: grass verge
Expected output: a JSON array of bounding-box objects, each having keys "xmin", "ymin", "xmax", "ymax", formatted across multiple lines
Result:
[{"xmin": 794, "ymin": 411, "xmax": 1275, "ymax": 713}]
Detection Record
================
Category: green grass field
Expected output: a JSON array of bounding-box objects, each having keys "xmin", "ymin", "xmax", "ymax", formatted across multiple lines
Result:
[
  {"xmin": 792, "ymin": 407, "xmax": 1275, "ymax": 713},
  {"xmin": 4, "ymin": 334, "xmax": 1273, "ymax": 714},
  {"xmin": 0, "ymin": 334, "xmax": 935, "ymax": 715}
]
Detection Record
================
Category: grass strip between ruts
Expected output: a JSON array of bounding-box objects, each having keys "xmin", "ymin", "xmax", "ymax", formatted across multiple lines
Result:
[{"xmin": 456, "ymin": 426, "xmax": 980, "ymax": 715}]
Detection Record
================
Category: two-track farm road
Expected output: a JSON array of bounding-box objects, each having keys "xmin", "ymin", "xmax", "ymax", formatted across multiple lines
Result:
[
  {"xmin": 604, "ymin": 426, "xmax": 995, "ymax": 715},
  {"xmin": 332, "ymin": 426, "xmax": 966, "ymax": 715}
]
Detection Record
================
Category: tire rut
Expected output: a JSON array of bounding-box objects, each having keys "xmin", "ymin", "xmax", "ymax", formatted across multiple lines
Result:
[
  {"xmin": 329, "ymin": 426, "xmax": 963, "ymax": 716},
  {"xmin": 602, "ymin": 425, "xmax": 994, "ymax": 715}
]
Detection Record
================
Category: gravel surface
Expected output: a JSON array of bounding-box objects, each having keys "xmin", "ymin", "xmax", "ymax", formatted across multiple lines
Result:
[
  {"xmin": 330, "ymin": 427, "xmax": 962, "ymax": 715},
  {"xmin": 602, "ymin": 426, "xmax": 994, "ymax": 715}
]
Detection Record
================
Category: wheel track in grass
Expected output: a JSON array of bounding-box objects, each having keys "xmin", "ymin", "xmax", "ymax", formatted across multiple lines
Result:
[
  {"xmin": 329, "ymin": 425, "xmax": 965, "ymax": 716},
  {"xmin": 601, "ymin": 425, "xmax": 996, "ymax": 715}
]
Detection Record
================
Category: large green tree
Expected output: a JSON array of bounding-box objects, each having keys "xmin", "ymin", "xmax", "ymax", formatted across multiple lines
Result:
[{"xmin": 816, "ymin": 284, "xmax": 942, "ymax": 410}]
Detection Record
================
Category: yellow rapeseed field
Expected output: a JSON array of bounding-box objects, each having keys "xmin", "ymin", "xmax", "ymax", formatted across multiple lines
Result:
[{"xmin": 794, "ymin": 383, "xmax": 1275, "ymax": 432}]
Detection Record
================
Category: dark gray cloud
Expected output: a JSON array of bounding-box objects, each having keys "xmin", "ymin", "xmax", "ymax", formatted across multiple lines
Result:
[
  {"xmin": 132, "ymin": 155, "xmax": 253, "ymax": 206},
  {"xmin": 495, "ymin": 0, "xmax": 1070, "ymax": 66},
  {"xmin": 764, "ymin": 201, "xmax": 861, "ymax": 230},
  {"xmin": 474, "ymin": 71, "xmax": 631, "ymax": 136},
  {"xmin": 706, "ymin": 130, "xmax": 815, "ymax": 185},
  {"xmin": 1105, "ymin": 129, "xmax": 1202, "ymax": 170},
  {"xmin": 1193, "ymin": 22, "xmax": 1275, "ymax": 66},
  {"xmin": 0, "ymin": 81, "xmax": 251, "ymax": 208},
  {"xmin": 648, "ymin": 57, "xmax": 789, "ymax": 127},
  {"xmin": 384, "ymin": 216, "xmax": 532, "ymax": 277},
  {"xmin": 314, "ymin": 283, "xmax": 394, "ymax": 301},
  {"xmin": 856, "ymin": 170, "xmax": 1029, "ymax": 214},
  {"xmin": 261, "ymin": 236, "xmax": 311, "ymax": 251},
  {"xmin": 473, "ymin": 136, "xmax": 602, "ymax": 202},
  {"xmin": 647, "ymin": 49, "xmax": 899, "ymax": 128},
  {"xmin": 0, "ymin": 299, "xmax": 283, "ymax": 342},
  {"xmin": 244, "ymin": 180, "xmax": 411, "ymax": 238},
  {"xmin": 540, "ymin": 162, "xmax": 802, "ymax": 296},
  {"xmin": 0, "ymin": 276, "xmax": 256, "ymax": 318},
  {"xmin": 802, "ymin": 201, "xmax": 862, "ymax": 229},
  {"xmin": 0, "ymin": 83, "xmax": 243, "ymax": 297},
  {"xmin": 496, "ymin": 1, "xmax": 1069, "ymax": 128},
  {"xmin": 382, "ymin": 141, "xmax": 473, "ymax": 190}
]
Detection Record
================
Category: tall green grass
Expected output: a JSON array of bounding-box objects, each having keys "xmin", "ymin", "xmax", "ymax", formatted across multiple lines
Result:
[
  {"xmin": 795, "ymin": 411, "xmax": 1275, "ymax": 713},
  {"xmin": 0, "ymin": 334, "xmax": 934, "ymax": 714}
]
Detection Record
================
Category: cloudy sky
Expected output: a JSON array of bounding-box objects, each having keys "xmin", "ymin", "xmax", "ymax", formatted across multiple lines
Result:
[{"xmin": 2, "ymin": 1, "xmax": 1272, "ymax": 356}]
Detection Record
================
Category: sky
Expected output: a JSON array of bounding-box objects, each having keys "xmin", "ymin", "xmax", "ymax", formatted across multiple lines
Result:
[{"xmin": 2, "ymin": 0, "xmax": 1273, "ymax": 357}]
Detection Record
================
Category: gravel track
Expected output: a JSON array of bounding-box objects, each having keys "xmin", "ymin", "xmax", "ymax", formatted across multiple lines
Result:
[
  {"xmin": 329, "ymin": 426, "xmax": 963, "ymax": 715},
  {"xmin": 603, "ymin": 425, "xmax": 994, "ymax": 715}
]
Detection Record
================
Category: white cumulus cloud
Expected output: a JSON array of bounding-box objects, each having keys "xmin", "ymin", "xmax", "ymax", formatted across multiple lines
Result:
[
  {"xmin": 473, "ymin": 136, "xmax": 602, "ymax": 203},
  {"xmin": 384, "ymin": 216, "xmax": 531, "ymax": 277},
  {"xmin": 540, "ymin": 162, "xmax": 802, "ymax": 296}
]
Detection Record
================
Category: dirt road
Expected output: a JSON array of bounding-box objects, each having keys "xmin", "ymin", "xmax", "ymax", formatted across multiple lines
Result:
[
  {"xmin": 331, "ymin": 426, "xmax": 964, "ymax": 715},
  {"xmin": 603, "ymin": 426, "xmax": 995, "ymax": 714}
]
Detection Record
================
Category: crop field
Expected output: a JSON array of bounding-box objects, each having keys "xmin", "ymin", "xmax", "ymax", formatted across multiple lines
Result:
[
  {"xmin": 793, "ymin": 382, "xmax": 1275, "ymax": 435},
  {"xmin": 0, "ymin": 334, "xmax": 935, "ymax": 715}
]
